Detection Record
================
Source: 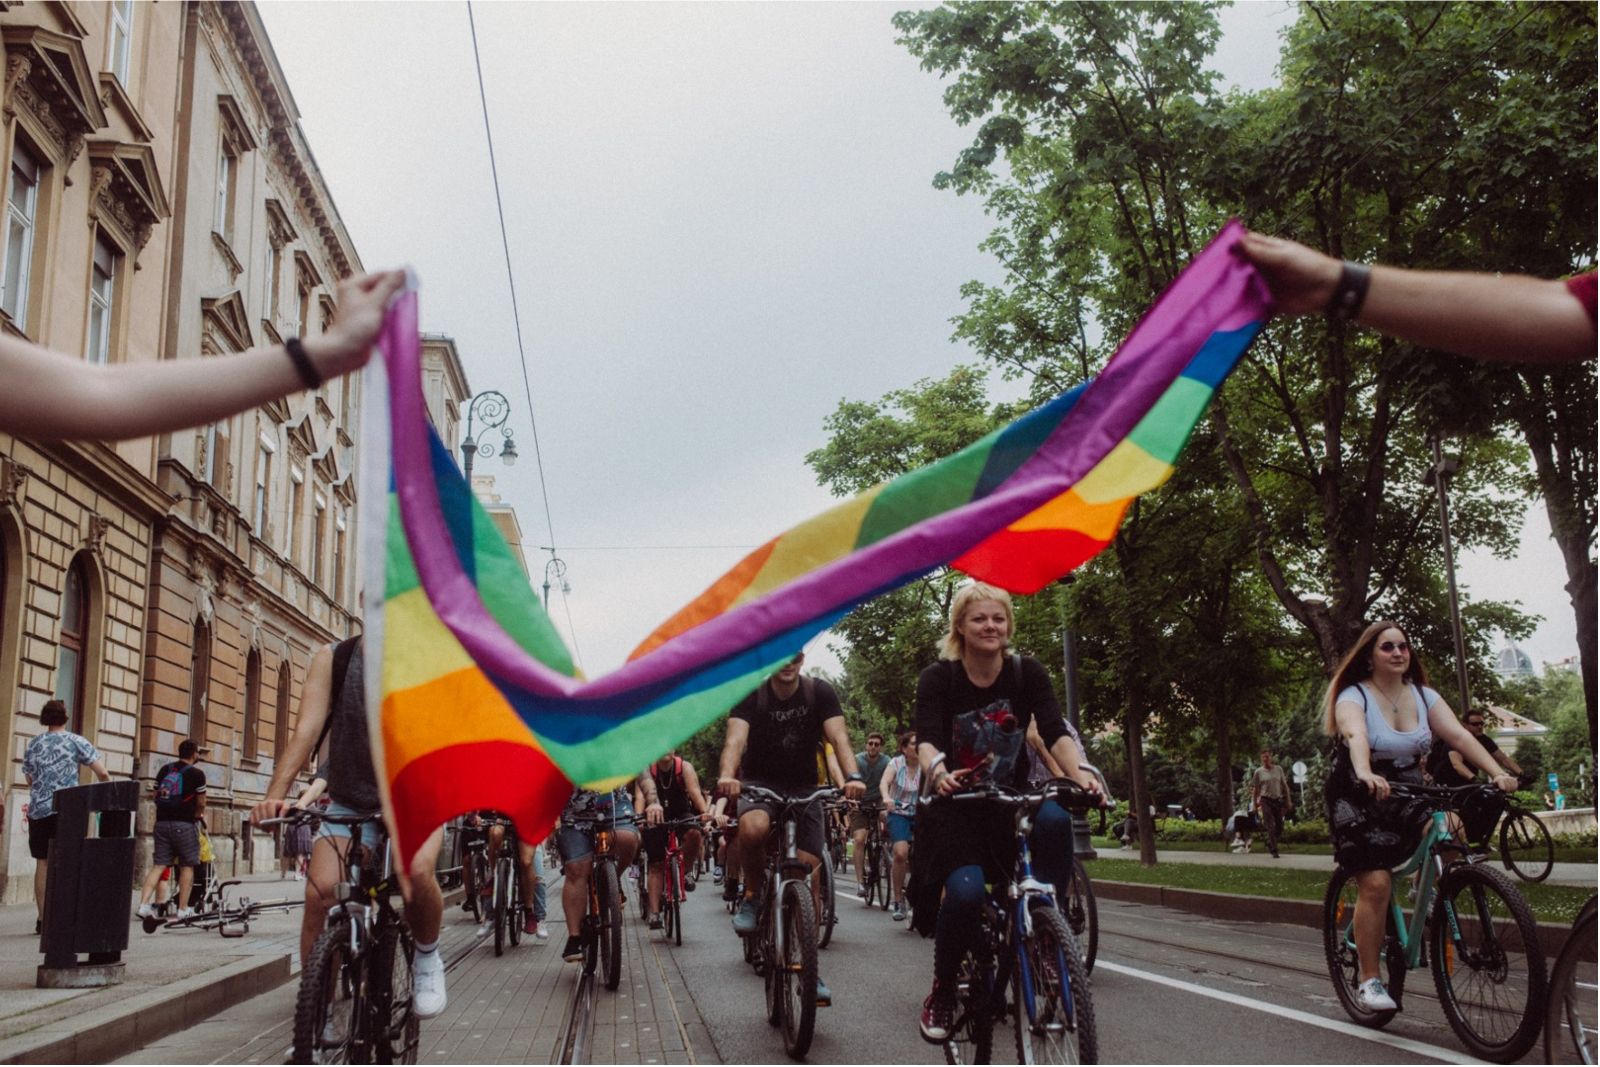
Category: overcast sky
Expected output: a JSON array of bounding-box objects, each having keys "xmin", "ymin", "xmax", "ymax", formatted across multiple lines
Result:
[{"xmin": 256, "ymin": 0, "xmax": 1576, "ymax": 681}]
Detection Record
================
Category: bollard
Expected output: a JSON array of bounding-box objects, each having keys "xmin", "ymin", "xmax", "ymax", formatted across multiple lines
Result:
[{"xmin": 38, "ymin": 779, "xmax": 138, "ymax": 988}]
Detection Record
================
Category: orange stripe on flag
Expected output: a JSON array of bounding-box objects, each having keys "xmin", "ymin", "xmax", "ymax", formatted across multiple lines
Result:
[
  {"xmin": 381, "ymin": 666, "xmax": 542, "ymax": 782},
  {"xmin": 627, "ymin": 539, "xmax": 778, "ymax": 660}
]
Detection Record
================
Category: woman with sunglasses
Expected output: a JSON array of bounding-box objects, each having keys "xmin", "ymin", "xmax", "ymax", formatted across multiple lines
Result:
[{"xmin": 1323, "ymin": 619, "xmax": 1516, "ymax": 1013}]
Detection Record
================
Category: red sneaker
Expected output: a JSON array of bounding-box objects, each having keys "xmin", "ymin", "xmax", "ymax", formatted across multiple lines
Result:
[{"xmin": 920, "ymin": 981, "xmax": 955, "ymax": 1043}]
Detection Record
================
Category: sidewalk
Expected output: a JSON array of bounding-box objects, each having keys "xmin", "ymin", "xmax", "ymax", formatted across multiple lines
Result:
[
  {"xmin": 0, "ymin": 871, "xmax": 308, "ymax": 1063},
  {"xmin": 1102, "ymin": 844, "xmax": 1597, "ymax": 886}
]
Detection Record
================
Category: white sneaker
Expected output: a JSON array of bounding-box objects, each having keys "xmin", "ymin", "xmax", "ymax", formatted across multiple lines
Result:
[
  {"xmin": 534, "ymin": 921, "xmax": 550, "ymax": 942},
  {"xmin": 1355, "ymin": 977, "xmax": 1397, "ymax": 1012},
  {"xmin": 175, "ymin": 907, "xmax": 195, "ymax": 920},
  {"xmin": 414, "ymin": 949, "xmax": 447, "ymax": 1018},
  {"xmin": 136, "ymin": 903, "xmax": 155, "ymax": 919}
]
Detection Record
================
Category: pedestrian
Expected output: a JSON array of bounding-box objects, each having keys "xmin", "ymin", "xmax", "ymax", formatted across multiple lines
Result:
[
  {"xmin": 1251, "ymin": 749, "xmax": 1293, "ymax": 858},
  {"xmin": 22, "ymin": 699, "xmax": 110, "ymax": 933},
  {"xmin": 279, "ymin": 772, "xmax": 325, "ymax": 880},
  {"xmin": 135, "ymin": 740, "xmax": 210, "ymax": 920}
]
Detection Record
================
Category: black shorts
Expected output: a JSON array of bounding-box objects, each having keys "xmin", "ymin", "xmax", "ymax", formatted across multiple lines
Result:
[
  {"xmin": 27, "ymin": 815, "xmax": 56, "ymax": 860},
  {"xmin": 736, "ymin": 783, "xmax": 826, "ymax": 860},
  {"xmin": 642, "ymin": 819, "xmax": 701, "ymax": 862}
]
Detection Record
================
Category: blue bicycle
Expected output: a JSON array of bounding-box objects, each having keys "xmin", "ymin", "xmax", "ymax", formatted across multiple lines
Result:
[{"xmin": 928, "ymin": 779, "xmax": 1100, "ymax": 1065}]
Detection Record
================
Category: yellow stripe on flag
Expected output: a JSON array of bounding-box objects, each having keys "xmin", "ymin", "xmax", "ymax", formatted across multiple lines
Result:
[{"xmin": 1072, "ymin": 439, "xmax": 1174, "ymax": 505}]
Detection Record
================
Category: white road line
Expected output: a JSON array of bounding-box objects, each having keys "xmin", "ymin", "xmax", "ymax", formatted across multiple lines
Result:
[{"xmin": 1096, "ymin": 960, "xmax": 1489, "ymax": 1065}]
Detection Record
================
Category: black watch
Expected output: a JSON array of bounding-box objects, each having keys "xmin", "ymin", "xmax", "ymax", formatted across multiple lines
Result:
[{"xmin": 846, "ymin": 773, "xmax": 864, "ymax": 783}]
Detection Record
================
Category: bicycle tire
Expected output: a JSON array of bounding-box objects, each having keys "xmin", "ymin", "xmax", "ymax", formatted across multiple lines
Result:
[
  {"xmin": 1430, "ymin": 862, "xmax": 1547, "ymax": 1062},
  {"xmin": 878, "ymin": 840, "xmax": 893, "ymax": 912},
  {"xmin": 1544, "ymin": 895, "xmax": 1597, "ymax": 1065},
  {"xmin": 1012, "ymin": 902, "xmax": 1096, "ymax": 1064},
  {"xmin": 493, "ymin": 857, "xmax": 508, "ymax": 957},
  {"xmin": 863, "ymin": 833, "xmax": 880, "ymax": 908},
  {"xmin": 1063, "ymin": 857, "xmax": 1098, "ymax": 976},
  {"xmin": 1499, "ymin": 809, "xmax": 1554, "ymax": 884},
  {"xmin": 293, "ymin": 919, "xmax": 362, "ymax": 1065},
  {"xmin": 372, "ymin": 922, "xmax": 419, "ymax": 1064},
  {"xmin": 596, "ymin": 859, "xmax": 624, "ymax": 991},
  {"xmin": 780, "ymin": 879, "xmax": 820, "ymax": 1059},
  {"xmin": 945, "ymin": 941, "xmax": 995, "ymax": 1065},
  {"xmin": 508, "ymin": 859, "xmax": 523, "ymax": 949},
  {"xmin": 1321, "ymin": 866, "xmax": 1399, "ymax": 1029},
  {"xmin": 817, "ymin": 850, "xmax": 837, "ymax": 949}
]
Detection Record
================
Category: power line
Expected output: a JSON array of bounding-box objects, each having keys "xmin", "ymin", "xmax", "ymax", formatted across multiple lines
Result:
[
  {"xmin": 519, "ymin": 542, "xmax": 761, "ymax": 552},
  {"xmin": 466, "ymin": 1, "xmax": 582, "ymax": 670}
]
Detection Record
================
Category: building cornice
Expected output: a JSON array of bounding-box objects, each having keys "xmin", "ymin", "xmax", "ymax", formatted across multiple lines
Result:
[{"xmin": 34, "ymin": 439, "xmax": 172, "ymax": 521}]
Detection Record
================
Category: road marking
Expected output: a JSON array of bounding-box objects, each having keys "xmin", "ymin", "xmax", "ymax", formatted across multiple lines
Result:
[{"xmin": 1095, "ymin": 960, "xmax": 1489, "ymax": 1065}]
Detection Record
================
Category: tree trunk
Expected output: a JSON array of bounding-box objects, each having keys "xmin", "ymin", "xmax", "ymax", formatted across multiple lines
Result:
[
  {"xmin": 1213, "ymin": 703, "xmax": 1233, "ymax": 829},
  {"xmin": 1123, "ymin": 704, "xmax": 1157, "ymax": 866}
]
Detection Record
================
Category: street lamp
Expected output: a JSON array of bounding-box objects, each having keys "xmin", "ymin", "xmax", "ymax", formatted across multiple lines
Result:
[
  {"xmin": 1424, "ymin": 436, "xmax": 1472, "ymax": 714},
  {"xmin": 460, "ymin": 390, "xmax": 517, "ymax": 480},
  {"xmin": 541, "ymin": 553, "xmax": 569, "ymax": 611}
]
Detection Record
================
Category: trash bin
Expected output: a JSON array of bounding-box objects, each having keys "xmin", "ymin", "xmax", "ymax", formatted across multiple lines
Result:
[{"xmin": 37, "ymin": 779, "xmax": 138, "ymax": 988}]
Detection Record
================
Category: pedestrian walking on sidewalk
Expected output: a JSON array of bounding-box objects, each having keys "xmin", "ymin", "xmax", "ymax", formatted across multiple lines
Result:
[
  {"xmin": 22, "ymin": 700, "xmax": 109, "ymax": 933},
  {"xmin": 1251, "ymin": 749, "xmax": 1292, "ymax": 858},
  {"xmin": 136, "ymin": 740, "xmax": 209, "ymax": 920}
]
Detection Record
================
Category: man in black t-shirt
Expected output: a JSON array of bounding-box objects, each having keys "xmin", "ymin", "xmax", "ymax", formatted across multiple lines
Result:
[
  {"xmin": 1428, "ymin": 708, "xmax": 1523, "ymax": 784},
  {"xmin": 136, "ymin": 739, "xmax": 209, "ymax": 919},
  {"xmin": 718, "ymin": 653, "xmax": 865, "ymax": 1004}
]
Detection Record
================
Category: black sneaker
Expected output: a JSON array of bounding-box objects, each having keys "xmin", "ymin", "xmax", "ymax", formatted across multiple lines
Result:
[
  {"xmin": 561, "ymin": 934, "xmax": 585, "ymax": 962},
  {"xmin": 648, "ymin": 915, "xmax": 663, "ymax": 931},
  {"xmin": 722, "ymin": 878, "xmax": 740, "ymax": 903}
]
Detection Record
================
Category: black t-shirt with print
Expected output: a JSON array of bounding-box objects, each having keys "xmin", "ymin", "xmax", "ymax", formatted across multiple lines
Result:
[
  {"xmin": 915, "ymin": 655, "xmax": 1067, "ymax": 792},
  {"xmin": 731, "ymin": 677, "xmax": 843, "ymax": 791}
]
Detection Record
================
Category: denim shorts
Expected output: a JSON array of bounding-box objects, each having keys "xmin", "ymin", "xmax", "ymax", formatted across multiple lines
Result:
[
  {"xmin": 318, "ymin": 799, "xmax": 385, "ymax": 852},
  {"xmin": 887, "ymin": 811, "xmax": 915, "ymax": 845},
  {"xmin": 555, "ymin": 798, "xmax": 637, "ymax": 865}
]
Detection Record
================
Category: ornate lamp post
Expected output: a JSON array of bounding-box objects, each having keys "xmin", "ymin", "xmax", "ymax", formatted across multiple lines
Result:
[
  {"xmin": 460, "ymin": 390, "xmax": 518, "ymax": 480},
  {"xmin": 542, "ymin": 553, "xmax": 569, "ymax": 611},
  {"xmin": 1425, "ymin": 436, "xmax": 1472, "ymax": 714}
]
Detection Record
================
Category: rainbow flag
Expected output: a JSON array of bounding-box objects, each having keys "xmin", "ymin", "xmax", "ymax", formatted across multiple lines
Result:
[{"xmin": 363, "ymin": 220, "xmax": 1273, "ymax": 863}]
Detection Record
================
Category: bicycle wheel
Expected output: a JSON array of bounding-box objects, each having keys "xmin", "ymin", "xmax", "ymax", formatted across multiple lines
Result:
[
  {"xmin": 1012, "ymin": 902, "xmax": 1095, "ymax": 1064},
  {"xmin": 1430, "ymin": 862, "xmax": 1546, "ymax": 1061},
  {"xmin": 1499, "ymin": 810, "xmax": 1554, "ymax": 884},
  {"xmin": 1545, "ymin": 896, "xmax": 1597, "ymax": 1065},
  {"xmin": 878, "ymin": 840, "xmax": 893, "ymax": 912},
  {"xmin": 1060, "ymin": 857, "xmax": 1098, "ymax": 975},
  {"xmin": 633, "ymin": 858, "xmax": 648, "ymax": 922},
  {"xmin": 492, "ymin": 857, "xmax": 509, "ymax": 957},
  {"xmin": 817, "ymin": 851, "xmax": 837, "ymax": 950},
  {"xmin": 507, "ymin": 861, "xmax": 523, "ymax": 948},
  {"xmin": 596, "ymin": 859, "xmax": 623, "ymax": 991},
  {"xmin": 464, "ymin": 852, "xmax": 483, "ymax": 924},
  {"xmin": 670, "ymin": 857, "xmax": 684, "ymax": 947},
  {"xmin": 372, "ymin": 923, "xmax": 419, "ymax": 1064},
  {"xmin": 1321, "ymin": 867, "xmax": 1399, "ymax": 1029},
  {"xmin": 293, "ymin": 920, "xmax": 361, "ymax": 1065},
  {"xmin": 779, "ymin": 879, "xmax": 819, "ymax": 1059},
  {"xmin": 945, "ymin": 941, "xmax": 995, "ymax": 1065}
]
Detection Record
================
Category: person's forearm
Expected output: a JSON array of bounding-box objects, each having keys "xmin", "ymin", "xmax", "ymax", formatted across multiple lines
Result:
[
  {"xmin": 718, "ymin": 738, "xmax": 743, "ymax": 782},
  {"xmin": 1356, "ymin": 268, "xmax": 1592, "ymax": 363}
]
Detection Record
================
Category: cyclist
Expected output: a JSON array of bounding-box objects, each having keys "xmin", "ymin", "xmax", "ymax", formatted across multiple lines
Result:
[
  {"xmin": 911, "ymin": 582, "xmax": 1100, "ymax": 1043},
  {"xmin": 251, "ymin": 634, "xmax": 450, "ymax": 1018},
  {"xmin": 555, "ymin": 785, "xmax": 643, "ymax": 962},
  {"xmin": 1323, "ymin": 620, "xmax": 1516, "ymax": 1014},
  {"xmin": 476, "ymin": 811, "xmax": 550, "ymax": 940},
  {"xmin": 637, "ymin": 750, "xmax": 713, "ymax": 930},
  {"xmin": 718, "ymin": 651, "xmax": 866, "ymax": 1005},
  {"xmin": 879, "ymin": 730, "xmax": 920, "ymax": 922},
  {"xmin": 850, "ymin": 733, "xmax": 891, "ymax": 901}
]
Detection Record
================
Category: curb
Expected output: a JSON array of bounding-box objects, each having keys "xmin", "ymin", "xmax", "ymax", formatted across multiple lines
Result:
[
  {"xmin": 0, "ymin": 952, "xmax": 291, "ymax": 1064},
  {"xmin": 1094, "ymin": 879, "xmax": 1575, "ymax": 958}
]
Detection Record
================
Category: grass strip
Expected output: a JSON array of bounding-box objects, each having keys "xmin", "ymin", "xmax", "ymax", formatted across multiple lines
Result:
[{"xmin": 1085, "ymin": 856, "xmax": 1593, "ymax": 924}]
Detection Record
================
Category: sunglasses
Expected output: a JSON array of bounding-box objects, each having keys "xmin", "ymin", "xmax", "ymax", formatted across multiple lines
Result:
[
  {"xmin": 1466, "ymin": 720, "xmax": 1485, "ymax": 727},
  {"xmin": 1377, "ymin": 640, "xmax": 1410, "ymax": 653}
]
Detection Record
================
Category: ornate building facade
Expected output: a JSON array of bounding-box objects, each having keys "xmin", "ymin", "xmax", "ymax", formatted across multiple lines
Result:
[{"xmin": 0, "ymin": 1, "xmax": 364, "ymax": 899}]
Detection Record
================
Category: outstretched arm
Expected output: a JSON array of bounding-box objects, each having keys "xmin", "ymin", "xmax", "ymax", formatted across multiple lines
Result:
[
  {"xmin": 0, "ymin": 271, "xmax": 405, "ymax": 440},
  {"xmin": 1239, "ymin": 231, "xmax": 1593, "ymax": 364}
]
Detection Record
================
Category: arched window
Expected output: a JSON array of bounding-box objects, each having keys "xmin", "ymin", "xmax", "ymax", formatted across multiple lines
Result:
[
  {"xmin": 54, "ymin": 557, "xmax": 90, "ymax": 734},
  {"xmin": 273, "ymin": 660, "xmax": 292, "ymax": 761},
  {"xmin": 242, "ymin": 648, "xmax": 261, "ymax": 760},
  {"xmin": 189, "ymin": 617, "xmax": 211, "ymax": 743}
]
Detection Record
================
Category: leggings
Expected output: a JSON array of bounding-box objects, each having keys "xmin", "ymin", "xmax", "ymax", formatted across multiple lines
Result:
[{"xmin": 934, "ymin": 797, "xmax": 1075, "ymax": 985}]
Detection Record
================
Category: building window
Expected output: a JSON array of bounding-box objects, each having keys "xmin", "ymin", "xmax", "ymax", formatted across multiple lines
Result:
[
  {"xmin": 109, "ymin": 0, "xmax": 133, "ymax": 85},
  {"xmin": 204, "ymin": 419, "xmax": 230, "ymax": 491},
  {"xmin": 333, "ymin": 508, "xmax": 347, "ymax": 600},
  {"xmin": 2, "ymin": 143, "xmax": 40, "ymax": 329},
  {"xmin": 273, "ymin": 660, "xmax": 292, "ymax": 762},
  {"xmin": 253, "ymin": 435, "xmax": 275, "ymax": 538},
  {"xmin": 86, "ymin": 235, "xmax": 118, "ymax": 364},
  {"xmin": 54, "ymin": 556, "xmax": 91, "ymax": 735},
  {"xmin": 267, "ymin": 242, "xmax": 282, "ymax": 322},
  {"xmin": 289, "ymin": 469, "xmax": 304, "ymax": 565},
  {"xmin": 189, "ymin": 616, "xmax": 211, "ymax": 743},
  {"xmin": 242, "ymin": 649, "xmax": 261, "ymax": 760},
  {"xmin": 214, "ymin": 142, "xmax": 237, "ymax": 241},
  {"xmin": 295, "ymin": 269, "xmax": 312, "ymax": 339},
  {"xmin": 312, "ymin": 492, "xmax": 327, "ymax": 586}
]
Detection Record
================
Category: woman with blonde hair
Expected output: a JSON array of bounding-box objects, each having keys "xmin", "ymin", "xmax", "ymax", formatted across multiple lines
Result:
[
  {"xmin": 1323, "ymin": 619, "xmax": 1514, "ymax": 1014},
  {"xmin": 910, "ymin": 581, "xmax": 1099, "ymax": 1043}
]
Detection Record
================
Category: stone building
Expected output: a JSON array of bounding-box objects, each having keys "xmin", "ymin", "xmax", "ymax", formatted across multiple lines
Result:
[{"xmin": 0, "ymin": 1, "xmax": 364, "ymax": 900}]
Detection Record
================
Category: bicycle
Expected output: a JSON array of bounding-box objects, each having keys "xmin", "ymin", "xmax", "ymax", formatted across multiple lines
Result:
[
  {"xmin": 854, "ymin": 800, "xmax": 892, "ymax": 911},
  {"xmin": 483, "ymin": 814, "xmax": 522, "ymax": 958},
  {"xmin": 927, "ymin": 778, "xmax": 1099, "ymax": 1066},
  {"xmin": 1323, "ymin": 780, "xmax": 1547, "ymax": 1062},
  {"xmin": 263, "ymin": 809, "xmax": 419, "ymax": 1065},
  {"xmin": 561, "ymin": 808, "xmax": 625, "ymax": 992},
  {"xmin": 649, "ymin": 815, "xmax": 703, "ymax": 946},
  {"xmin": 740, "ymin": 784, "xmax": 838, "ymax": 1060},
  {"xmin": 1495, "ymin": 795, "xmax": 1555, "ymax": 884},
  {"xmin": 459, "ymin": 820, "xmax": 492, "ymax": 925},
  {"xmin": 1544, "ymin": 893, "xmax": 1596, "ymax": 1064}
]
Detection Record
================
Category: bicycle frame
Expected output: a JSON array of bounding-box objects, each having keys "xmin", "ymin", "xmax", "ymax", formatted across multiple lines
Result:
[{"xmin": 1380, "ymin": 808, "xmax": 1455, "ymax": 971}]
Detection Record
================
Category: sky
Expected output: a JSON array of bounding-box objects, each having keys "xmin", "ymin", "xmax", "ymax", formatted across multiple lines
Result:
[{"xmin": 255, "ymin": 0, "xmax": 1578, "ymax": 681}]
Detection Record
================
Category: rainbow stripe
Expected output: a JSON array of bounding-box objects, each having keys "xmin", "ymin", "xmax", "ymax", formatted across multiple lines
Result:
[{"xmin": 363, "ymin": 221, "xmax": 1273, "ymax": 862}]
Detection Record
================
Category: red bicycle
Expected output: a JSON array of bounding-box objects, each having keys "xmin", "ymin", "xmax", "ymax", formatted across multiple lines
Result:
[{"xmin": 652, "ymin": 816, "xmax": 703, "ymax": 946}]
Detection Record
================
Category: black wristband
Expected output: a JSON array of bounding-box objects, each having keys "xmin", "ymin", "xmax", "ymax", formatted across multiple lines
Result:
[
  {"xmin": 1325, "ymin": 261, "xmax": 1371, "ymax": 321},
  {"xmin": 284, "ymin": 336, "xmax": 323, "ymax": 390}
]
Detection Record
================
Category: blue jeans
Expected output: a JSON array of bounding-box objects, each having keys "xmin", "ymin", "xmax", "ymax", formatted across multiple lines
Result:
[
  {"xmin": 530, "ymin": 841, "xmax": 548, "ymax": 922},
  {"xmin": 934, "ymin": 797, "xmax": 1074, "ymax": 985}
]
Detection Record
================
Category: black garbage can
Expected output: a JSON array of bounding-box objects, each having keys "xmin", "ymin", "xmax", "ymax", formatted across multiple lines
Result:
[{"xmin": 38, "ymin": 779, "xmax": 138, "ymax": 988}]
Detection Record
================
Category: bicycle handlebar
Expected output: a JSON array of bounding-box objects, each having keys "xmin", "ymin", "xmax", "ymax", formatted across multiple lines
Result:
[
  {"xmin": 1384, "ymin": 780, "xmax": 1506, "ymax": 805},
  {"xmin": 920, "ymin": 777, "xmax": 1104, "ymax": 814},
  {"xmin": 738, "ymin": 785, "xmax": 840, "ymax": 810},
  {"xmin": 258, "ymin": 809, "xmax": 384, "ymax": 829}
]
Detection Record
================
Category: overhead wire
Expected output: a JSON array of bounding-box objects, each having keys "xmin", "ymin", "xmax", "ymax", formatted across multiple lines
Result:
[{"xmin": 465, "ymin": 1, "xmax": 583, "ymax": 669}]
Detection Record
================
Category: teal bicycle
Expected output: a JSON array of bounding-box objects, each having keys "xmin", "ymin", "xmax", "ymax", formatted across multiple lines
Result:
[{"xmin": 1323, "ymin": 780, "xmax": 1547, "ymax": 1063}]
